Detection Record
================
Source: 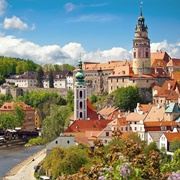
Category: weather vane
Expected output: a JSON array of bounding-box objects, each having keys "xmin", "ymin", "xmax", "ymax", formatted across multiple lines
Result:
[{"xmin": 140, "ymin": 2, "xmax": 143, "ymax": 14}]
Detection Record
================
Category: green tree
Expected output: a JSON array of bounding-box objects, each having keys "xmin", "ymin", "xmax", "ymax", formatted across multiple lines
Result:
[
  {"xmin": 0, "ymin": 113, "xmax": 21, "ymax": 129},
  {"xmin": 0, "ymin": 75, "xmax": 6, "ymax": 85},
  {"xmin": 114, "ymin": 86, "xmax": 143, "ymax": 111},
  {"xmin": 143, "ymin": 142, "xmax": 160, "ymax": 156},
  {"xmin": 170, "ymin": 137, "xmax": 180, "ymax": 152},
  {"xmin": 89, "ymin": 93, "xmax": 98, "ymax": 104},
  {"xmin": 14, "ymin": 104, "xmax": 25, "ymax": 125},
  {"xmin": 36, "ymin": 67, "xmax": 44, "ymax": 88},
  {"xmin": 49, "ymin": 70, "xmax": 54, "ymax": 88},
  {"xmin": 41, "ymin": 105, "xmax": 71, "ymax": 143},
  {"xmin": 66, "ymin": 90, "xmax": 74, "ymax": 111}
]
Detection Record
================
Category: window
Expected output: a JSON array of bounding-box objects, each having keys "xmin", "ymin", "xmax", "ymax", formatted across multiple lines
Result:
[
  {"xmin": 134, "ymin": 52, "xmax": 136, "ymax": 58},
  {"xmin": 106, "ymin": 132, "xmax": 109, "ymax": 136},
  {"xmin": 55, "ymin": 141, "xmax": 58, "ymax": 144},
  {"xmin": 67, "ymin": 140, "xmax": 69, "ymax": 144},
  {"xmin": 79, "ymin": 91, "xmax": 82, "ymax": 98},
  {"xmin": 105, "ymin": 140, "xmax": 107, "ymax": 144}
]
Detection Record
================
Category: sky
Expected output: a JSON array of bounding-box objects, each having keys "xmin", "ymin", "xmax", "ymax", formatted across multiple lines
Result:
[{"xmin": 0, "ymin": 0, "xmax": 179, "ymax": 66}]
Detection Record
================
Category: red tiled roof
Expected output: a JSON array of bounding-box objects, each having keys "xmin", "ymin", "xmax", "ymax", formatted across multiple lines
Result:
[
  {"xmin": 164, "ymin": 132, "xmax": 180, "ymax": 142},
  {"xmin": 87, "ymin": 99, "xmax": 104, "ymax": 120},
  {"xmin": 64, "ymin": 120, "xmax": 112, "ymax": 133},
  {"xmin": 154, "ymin": 80, "xmax": 180, "ymax": 98}
]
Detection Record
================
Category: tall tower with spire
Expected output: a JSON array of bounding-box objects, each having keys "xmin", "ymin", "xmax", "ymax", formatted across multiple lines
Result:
[
  {"xmin": 74, "ymin": 59, "xmax": 87, "ymax": 120},
  {"xmin": 132, "ymin": 5, "xmax": 151, "ymax": 75}
]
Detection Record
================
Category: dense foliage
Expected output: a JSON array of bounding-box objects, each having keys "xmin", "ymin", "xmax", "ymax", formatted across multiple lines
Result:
[
  {"xmin": 41, "ymin": 104, "xmax": 72, "ymax": 143},
  {"xmin": 0, "ymin": 56, "xmax": 40, "ymax": 76},
  {"xmin": 43, "ymin": 63, "xmax": 75, "ymax": 72},
  {"xmin": 0, "ymin": 104, "xmax": 24, "ymax": 130},
  {"xmin": 114, "ymin": 86, "xmax": 144, "ymax": 111},
  {"xmin": 43, "ymin": 145, "xmax": 92, "ymax": 179},
  {"xmin": 39, "ymin": 132, "xmax": 180, "ymax": 180}
]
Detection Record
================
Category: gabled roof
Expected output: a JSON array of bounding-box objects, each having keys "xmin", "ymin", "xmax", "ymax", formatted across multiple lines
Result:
[
  {"xmin": 165, "ymin": 103, "xmax": 180, "ymax": 113},
  {"xmin": 148, "ymin": 131, "xmax": 164, "ymax": 142},
  {"xmin": 64, "ymin": 120, "xmax": 112, "ymax": 133},
  {"xmin": 44, "ymin": 70, "xmax": 70, "ymax": 80},
  {"xmin": 143, "ymin": 105, "xmax": 164, "ymax": 122},
  {"xmin": 151, "ymin": 51, "xmax": 170, "ymax": 65},
  {"xmin": 87, "ymin": 99, "xmax": 104, "ymax": 120},
  {"xmin": 98, "ymin": 107, "xmax": 119, "ymax": 117},
  {"xmin": 108, "ymin": 117, "xmax": 129, "ymax": 126},
  {"xmin": 126, "ymin": 112, "xmax": 147, "ymax": 122},
  {"xmin": 167, "ymin": 58, "xmax": 180, "ymax": 67},
  {"xmin": 16, "ymin": 71, "xmax": 37, "ymax": 80},
  {"xmin": 108, "ymin": 65, "xmax": 134, "ymax": 78},
  {"xmin": 151, "ymin": 59, "xmax": 168, "ymax": 67},
  {"xmin": 154, "ymin": 80, "xmax": 180, "ymax": 98},
  {"xmin": 164, "ymin": 132, "xmax": 180, "ymax": 142}
]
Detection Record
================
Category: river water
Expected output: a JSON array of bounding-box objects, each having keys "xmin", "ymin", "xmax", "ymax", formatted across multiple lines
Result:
[{"xmin": 0, "ymin": 145, "xmax": 45, "ymax": 179}]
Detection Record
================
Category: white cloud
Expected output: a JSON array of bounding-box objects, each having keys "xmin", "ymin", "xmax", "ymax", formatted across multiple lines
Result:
[
  {"xmin": 151, "ymin": 40, "xmax": 180, "ymax": 58},
  {"xmin": 67, "ymin": 14, "xmax": 118, "ymax": 22},
  {"xmin": 0, "ymin": 36, "xmax": 179, "ymax": 66},
  {"xmin": 3, "ymin": 16, "xmax": 28, "ymax": 30},
  {"xmin": 64, "ymin": 3, "xmax": 77, "ymax": 12},
  {"xmin": 0, "ymin": 0, "xmax": 8, "ymax": 17}
]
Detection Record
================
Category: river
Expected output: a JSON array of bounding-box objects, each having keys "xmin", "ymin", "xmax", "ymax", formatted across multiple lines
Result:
[{"xmin": 0, "ymin": 145, "xmax": 45, "ymax": 179}]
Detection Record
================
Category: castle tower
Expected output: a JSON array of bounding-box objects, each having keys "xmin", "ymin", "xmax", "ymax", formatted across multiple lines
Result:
[
  {"xmin": 132, "ymin": 5, "xmax": 151, "ymax": 75},
  {"xmin": 74, "ymin": 59, "xmax": 87, "ymax": 120}
]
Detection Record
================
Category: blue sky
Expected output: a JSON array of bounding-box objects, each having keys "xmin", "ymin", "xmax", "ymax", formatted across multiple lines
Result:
[{"xmin": 0, "ymin": 0, "xmax": 179, "ymax": 65}]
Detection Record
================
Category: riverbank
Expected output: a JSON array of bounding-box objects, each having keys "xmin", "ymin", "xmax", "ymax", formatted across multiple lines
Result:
[{"xmin": 3, "ymin": 148, "xmax": 46, "ymax": 180}]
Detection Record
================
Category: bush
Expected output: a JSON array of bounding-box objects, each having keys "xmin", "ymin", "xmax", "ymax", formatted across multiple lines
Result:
[{"xmin": 25, "ymin": 137, "xmax": 43, "ymax": 147}]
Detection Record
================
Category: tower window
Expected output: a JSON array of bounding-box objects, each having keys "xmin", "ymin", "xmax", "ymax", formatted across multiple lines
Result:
[
  {"xmin": 134, "ymin": 52, "xmax": 136, "ymax": 58},
  {"xmin": 80, "ymin": 101, "xmax": 83, "ymax": 108},
  {"xmin": 79, "ymin": 91, "xmax": 82, "ymax": 98},
  {"xmin": 80, "ymin": 112, "xmax": 83, "ymax": 119},
  {"xmin": 146, "ymin": 52, "xmax": 148, "ymax": 58}
]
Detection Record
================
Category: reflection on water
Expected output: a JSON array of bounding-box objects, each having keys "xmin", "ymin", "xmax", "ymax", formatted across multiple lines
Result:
[{"xmin": 0, "ymin": 145, "xmax": 45, "ymax": 178}]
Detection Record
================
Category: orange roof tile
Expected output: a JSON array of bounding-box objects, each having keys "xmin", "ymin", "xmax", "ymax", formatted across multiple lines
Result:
[
  {"xmin": 98, "ymin": 107, "xmax": 119, "ymax": 116},
  {"xmin": 151, "ymin": 51, "xmax": 170, "ymax": 65},
  {"xmin": 121, "ymin": 132, "xmax": 138, "ymax": 139},
  {"xmin": 74, "ymin": 136, "xmax": 92, "ymax": 147},
  {"xmin": 108, "ymin": 65, "xmax": 134, "ymax": 77},
  {"xmin": 167, "ymin": 58, "xmax": 180, "ymax": 67},
  {"xmin": 144, "ymin": 121, "xmax": 178, "ymax": 127},
  {"xmin": 64, "ymin": 120, "xmax": 112, "ymax": 133},
  {"xmin": 126, "ymin": 112, "xmax": 147, "ymax": 122},
  {"xmin": 164, "ymin": 132, "xmax": 180, "ymax": 142},
  {"xmin": 144, "ymin": 105, "xmax": 164, "ymax": 122},
  {"xmin": 0, "ymin": 102, "xmax": 34, "ymax": 111},
  {"xmin": 154, "ymin": 80, "xmax": 180, "ymax": 98},
  {"xmin": 171, "ymin": 71, "xmax": 180, "ymax": 81}
]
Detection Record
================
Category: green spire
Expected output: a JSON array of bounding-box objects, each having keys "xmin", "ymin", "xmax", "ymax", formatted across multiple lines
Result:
[{"xmin": 75, "ymin": 59, "xmax": 86, "ymax": 86}]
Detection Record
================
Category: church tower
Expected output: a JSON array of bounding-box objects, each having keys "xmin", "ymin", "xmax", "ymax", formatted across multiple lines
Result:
[
  {"xmin": 132, "ymin": 5, "xmax": 151, "ymax": 75},
  {"xmin": 74, "ymin": 59, "xmax": 87, "ymax": 120}
]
